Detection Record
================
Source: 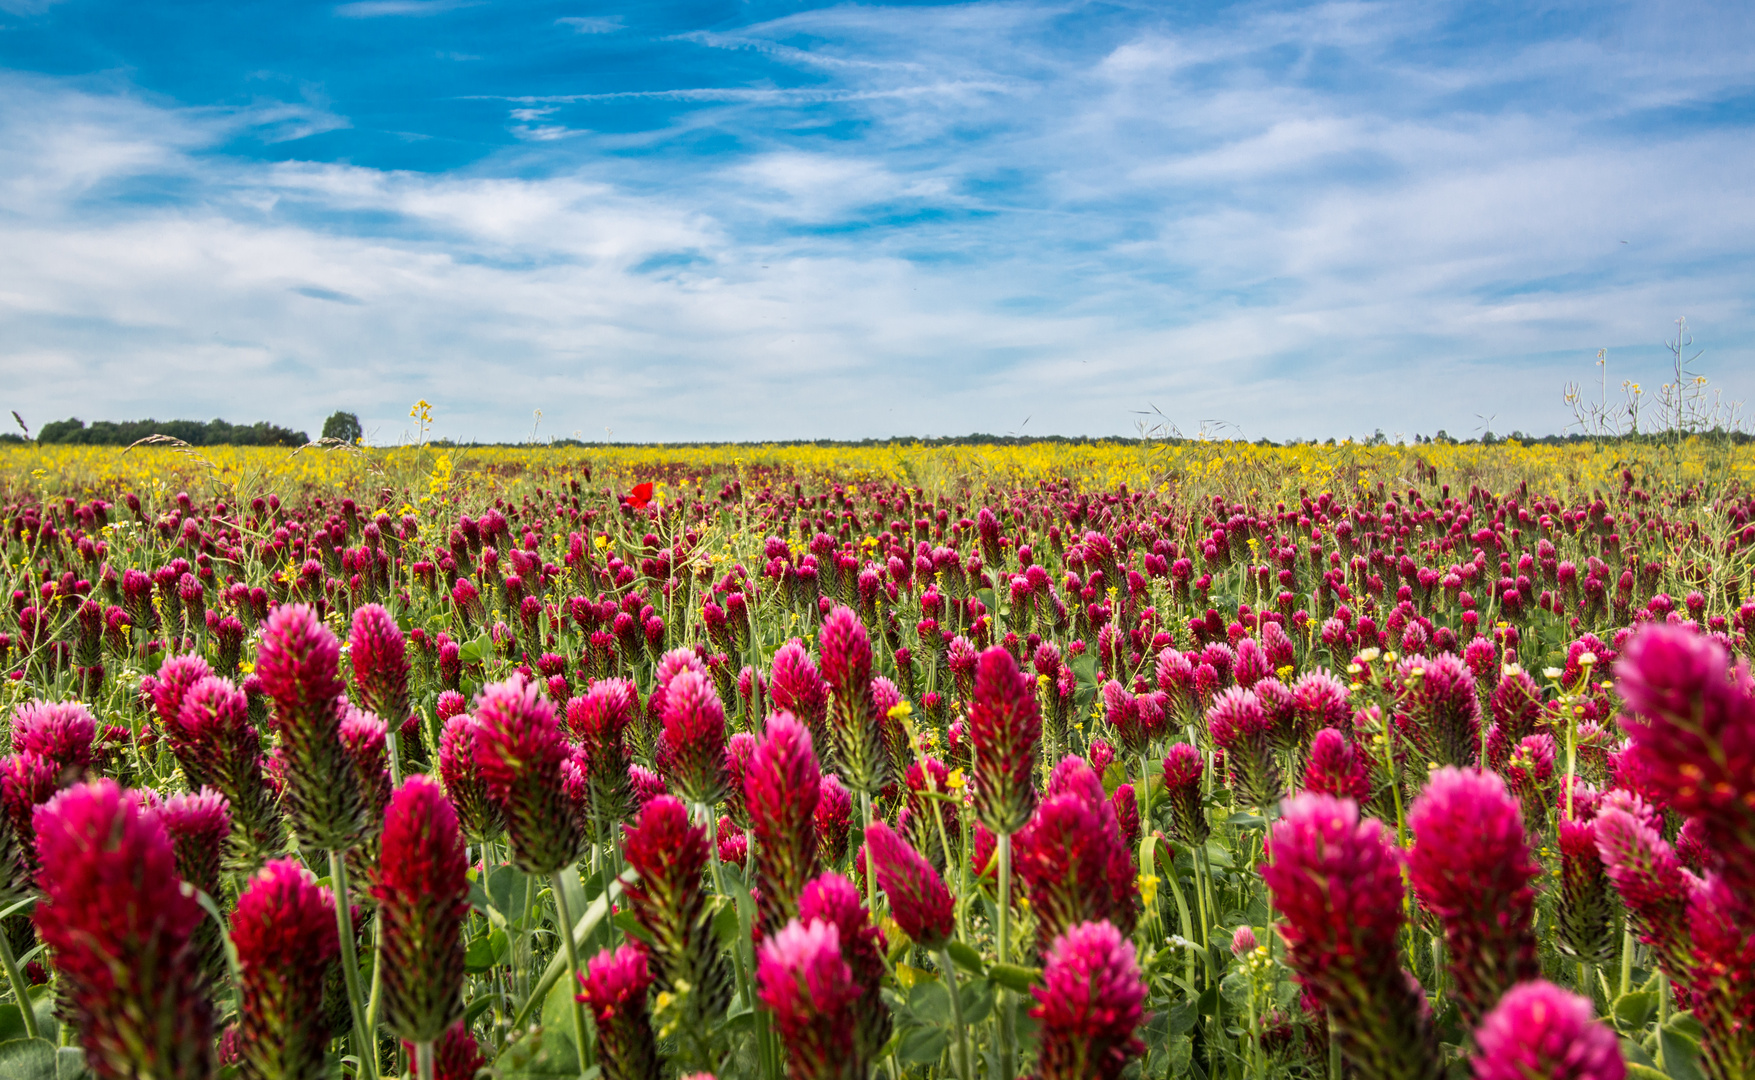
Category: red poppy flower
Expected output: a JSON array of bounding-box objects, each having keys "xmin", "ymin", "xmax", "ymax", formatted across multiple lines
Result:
[{"xmin": 629, "ymin": 483, "xmax": 654, "ymax": 509}]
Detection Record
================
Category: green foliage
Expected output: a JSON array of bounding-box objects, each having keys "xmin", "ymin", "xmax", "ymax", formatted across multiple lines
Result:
[
  {"xmin": 322, "ymin": 411, "xmax": 363, "ymax": 444},
  {"xmin": 34, "ymin": 417, "xmax": 307, "ymax": 447}
]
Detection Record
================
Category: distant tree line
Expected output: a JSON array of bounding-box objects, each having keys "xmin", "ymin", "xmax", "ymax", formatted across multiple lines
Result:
[{"xmin": 31, "ymin": 417, "xmax": 309, "ymax": 447}]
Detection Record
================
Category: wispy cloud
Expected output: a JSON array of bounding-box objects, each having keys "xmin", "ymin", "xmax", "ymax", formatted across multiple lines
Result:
[
  {"xmin": 1, "ymin": 2, "xmax": 1753, "ymax": 442},
  {"xmin": 556, "ymin": 15, "xmax": 622, "ymax": 34},
  {"xmin": 334, "ymin": 0, "xmax": 478, "ymax": 18}
]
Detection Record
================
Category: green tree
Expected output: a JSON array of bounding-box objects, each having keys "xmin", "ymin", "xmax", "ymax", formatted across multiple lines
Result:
[{"xmin": 322, "ymin": 411, "xmax": 363, "ymax": 444}]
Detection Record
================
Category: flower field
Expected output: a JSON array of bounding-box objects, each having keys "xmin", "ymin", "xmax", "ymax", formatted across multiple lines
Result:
[{"xmin": 0, "ymin": 436, "xmax": 1752, "ymax": 1080}]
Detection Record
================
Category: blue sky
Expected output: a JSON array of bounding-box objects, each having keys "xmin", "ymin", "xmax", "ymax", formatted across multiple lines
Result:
[{"xmin": 2, "ymin": 0, "xmax": 1752, "ymax": 443}]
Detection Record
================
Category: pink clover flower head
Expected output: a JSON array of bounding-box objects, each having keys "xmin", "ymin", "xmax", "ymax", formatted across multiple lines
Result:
[
  {"xmin": 818, "ymin": 606, "xmax": 890, "ymax": 797},
  {"xmin": 1160, "ymin": 741, "xmax": 1209, "ymax": 845},
  {"xmin": 813, "ymin": 772, "xmax": 852, "ymax": 865},
  {"xmin": 1407, "ymin": 767, "xmax": 1540, "ymax": 1024},
  {"xmin": 621, "ymin": 795, "xmax": 732, "ymax": 1030},
  {"xmin": 1395, "ymin": 652, "xmax": 1481, "ymax": 768},
  {"xmin": 1614, "ymin": 622, "xmax": 1755, "ymax": 893},
  {"xmin": 658, "ymin": 668, "xmax": 730, "ymax": 807},
  {"xmin": 34, "ymin": 779, "xmax": 213, "ymax": 1080},
  {"xmin": 349, "ymin": 603, "xmax": 411, "ymax": 731},
  {"xmin": 471, "ymin": 673, "xmax": 581, "ymax": 873},
  {"xmin": 10, "ymin": 699, "xmax": 98, "ymax": 771},
  {"xmin": 255, "ymin": 604, "xmax": 360, "ymax": 848},
  {"xmin": 374, "ymin": 775, "xmax": 471, "ymax": 1044},
  {"xmin": 745, "ymin": 711, "xmax": 821, "ymax": 935},
  {"xmin": 437, "ymin": 715, "xmax": 503, "ymax": 844},
  {"xmin": 1014, "ymin": 757, "xmax": 1136, "ymax": 951},
  {"xmin": 1030, "ymin": 920, "xmax": 1148, "ymax": 1080},
  {"xmin": 770, "ymin": 641, "xmax": 831, "ymax": 749},
  {"xmin": 969, "ymin": 645, "xmax": 1042, "ymax": 835},
  {"xmin": 576, "ymin": 943, "xmax": 661, "ymax": 1080},
  {"xmin": 757, "ymin": 918, "xmax": 863, "ymax": 1080},
  {"xmin": 1303, "ymin": 727, "xmax": 1371, "ymax": 802},
  {"xmin": 1207, "ymin": 686, "xmax": 1281, "ymax": 808},
  {"xmin": 1472, "ymin": 981, "xmax": 1626, "ymax": 1080},
  {"xmin": 864, "ymin": 819, "xmax": 954, "ymax": 948},
  {"xmin": 1262, "ymin": 793, "xmax": 1436, "ymax": 1080},
  {"xmin": 232, "ymin": 858, "xmax": 340, "ymax": 1080}
]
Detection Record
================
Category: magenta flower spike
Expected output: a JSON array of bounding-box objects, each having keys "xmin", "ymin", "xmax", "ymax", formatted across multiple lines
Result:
[
  {"xmin": 1614, "ymin": 623, "xmax": 1755, "ymax": 893},
  {"xmin": 152, "ymin": 652, "xmax": 214, "ymax": 732},
  {"xmin": 231, "ymin": 858, "xmax": 342, "ymax": 1080},
  {"xmin": 658, "ymin": 668, "xmax": 730, "ymax": 808},
  {"xmin": 437, "ymin": 714, "xmax": 504, "ymax": 844},
  {"xmin": 565, "ymin": 677, "xmax": 639, "ymax": 832},
  {"xmin": 350, "ymin": 603, "xmax": 419, "ymax": 765},
  {"xmin": 156, "ymin": 788, "xmax": 232, "ymax": 983},
  {"xmin": 756, "ymin": 918, "xmax": 863, "ymax": 1080},
  {"xmin": 33, "ymin": 780, "xmax": 213, "ymax": 1080},
  {"xmin": 576, "ymin": 944, "xmax": 661, "ymax": 1080},
  {"xmin": 410, "ymin": 1022, "xmax": 487, "ymax": 1080},
  {"xmin": 1207, "ymin": 686, "xmax": 1281, "ymax": 809},
  {"xmin": 796, "ymin": 871, "xmax": 889, "ymax": 1062},
  {"xmin": 1302, "ymin": 727, "xmax": 1371, "ymax": 802},
  {"xmin": 818, "ymin": 606, "xmax": 891, "ymax": 797},
  {"xmin": 1472, "ymin": 981, "xmax": 1626, "ymax": 1080},
  {"xmin": 1160, "ymin": 741, "xmax": 1210, "ymax": 846},
  {"xmin": 174, "ymin": 676, "xmax": 285, "ymax": 870},
  {"xmin": 339, "ymin": 709, "xmax": 393, "ymax": 825},
  {"xmin": 864, "ymin": 819, "xmax": 954, "ymax": 948},
  {"xmin": 1556, "ymin": 815, "xmax": 1616, "ymax": 967},
  {"xmin": 770, "ymin": 640, "xmax": 832, "ymax": 752},
  {"xmin": 620, "ymin": 795, "xmax": 731, "ymax": 1032},
  {"xmin": 745, "ymin": 711, "xmax": 822, "ymax": 935},
  {"xmin": 374, "ymin": 775, "xmax": 471, "ymax": 1047},
  {"xmin": 472, "ymin": 673, "xmax": 583, "ymax": 873},
  {"xmin": 1030, "ymin": 920, "xmax": 1148, "ymax": 1080},
  {"xmin": 1593, "ymin": 806, "xmax": 1695, "ymax": 979},
  {"xmin": 814, "ymin": 773, "xmax": 853, "ymax": 865},
  {"xmin": 1394, "ymin": 653, "xmax": 1481, "ymax": 768},
  {"xmin": 1014, "ymin": 756, "xmax": 1136, "ymax": 951},
  {"xmin": 969, "ymin": 645, "xmax": 1042, "ymax": 836},
  {"xmin": 1262, "ymin": 793, "xmax": 1437, "ymax": 1080},
  {"xmin": 10, "ymin": 700, "xmax": 97, "ymax": 776},
  {"xmin": 255, "ymin": 604, "xmax": 362, "ymax": 849},
  {"xmin": 1407, "ymin": 767, "xmax": 1540, "ymax": 1025},
  {"xmin": 0, "ymin": 750, "xmax": 59, "ymax": 893}
]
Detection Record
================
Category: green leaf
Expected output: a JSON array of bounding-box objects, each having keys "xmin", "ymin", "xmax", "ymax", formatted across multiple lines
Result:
[
  {"xmin": 907, "ymin": 979, "xmax": 952, "ymax": 1026},
  {"xmin": 1224, "ymin": 811, "xmax": 1265, "ymax": 829},
  {"xmin": 464, "ymin": 928, "xmax": 509, "ymax": 973},
  {"xmin": 55, "ymin": 1046, "xmax": 92, "ymax": 1080},
  {"xmin": 1626, "ymin": 1067, "xmax": 1670, "ymax": 1080},
  {"xmin": 898, "ymin": 1025, "xmax": 949, "ymax": 1064},
  {"xmin": 710, "ymin": 894, "xmax": 739, "ymax": 949},
  {"xmin": 488, "ymin": 865, "xmax": 533, "ymax": 927},
  {"xmin": 0, "ymin": 986, "xmax": 54, "ymax": 1045},
  {"xmin": 945, "ymin": 940, "xmax": 985, "ymax": 976},
  {"xmin": 987, "ymin": 963, "xmax": 1042, "ymax": 993},
  {"xmin": 1612, "ymin": 990, "xmax": 1656, "ymax": 1032},
  {"xmin": 1658, "ymin": 1020, "xmax": 1705, "ymax": 1080},
  {"xmin": 0, "ymin": 1038, "xmax": 55, "ymax": 1080},
  {"xmin": 958, "ymin": 976, "xmax": 995, "ymax": 1026}
]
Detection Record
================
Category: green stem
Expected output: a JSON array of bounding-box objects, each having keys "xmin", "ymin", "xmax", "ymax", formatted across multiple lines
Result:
[
  {"xmin": 413, "ymin": 1040, "xmax": 434, "ymax": 1080},
  {"xmin": 939, "ymin": 947, "xmax": 974, "ymax": 1080},
  {"xmin": 0, "ymin": 927, "xmax": 39, "ymax": 1039},
  {"xmin": 997, "ymin": 832, "xmax": 1016, "ymax": 1080},
  {"xmin": 706, "ymin": 808, "xmax": 754, "ymax": 1012},
  {"xmin": 328, "ymin": 849, "xmax": 378, "ymax": 1080},
  {"xmin": 1619, "ymin": 924, "xmax": 1634, "ymax": 999},
  {"xmin": 860, "ymin": 791, "xmax": 879, "ymax": 922},
  {"xmin": 550, "ymin": 870, "xmax": 594, "ymax": 1075},
  {"xmin": 1328, "ymin": 1011, "xmax": 1343, "ymax": 1080}
]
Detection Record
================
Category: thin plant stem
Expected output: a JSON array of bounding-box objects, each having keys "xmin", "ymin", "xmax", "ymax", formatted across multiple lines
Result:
[
  {"xmin": 859, "ymin": 791, "xmax": 880, "ymax": 921},
  {"xmin": 997, "ymin": 832, "xmax": 1016, "ymax": 1080},
  {"xmin": 0, "ymin": 930, "xmax": 39, "ymax": 1039},
  {"xmin": 550, "ymin": 869, "xmax": 595, "ymax": 1076},
  {"xmin": 328, "ymin": 848, "xmax": 379, "ymax": 1080},
  {"xmin": 939, "ymin": 947, "xmax": 974, "ymax": 1080},
  {"xmin": 414, "ymin": 1040, "xmax": 434, "ymax": 1080}
]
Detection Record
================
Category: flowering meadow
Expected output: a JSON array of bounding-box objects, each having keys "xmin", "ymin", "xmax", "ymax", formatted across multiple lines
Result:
[{"xmin": 0, "ymin": 438, "xmax": 1752, "ymax": 1080}]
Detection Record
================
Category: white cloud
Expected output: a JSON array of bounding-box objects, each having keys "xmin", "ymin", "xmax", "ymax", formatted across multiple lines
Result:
[
  {"xmin": 556, "ymin": 16, "xmax": 622, "ymax": 34},
  {"xmin": 334, "ymin": 0, "xmax": 478, "ymax": 16},
  {"xmin": 2, "ymin": 2, "xmax": 1754, "ymax": 442}
]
